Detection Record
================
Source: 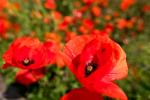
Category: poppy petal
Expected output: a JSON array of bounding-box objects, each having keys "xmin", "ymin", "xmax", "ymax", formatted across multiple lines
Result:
[
  {"xmin": 15, "ymin": 70, "xmax": 36, "ymax": 86},
  {"xmin": 15, "ymin": 68, "xmax": 45, "ymax": 86},
  {"xmin": 60, "ymin": 88, "xmax": 103, "ymax": 100},
  {"xmin": 64, "ymin": 35, "xmax": 91, "ymax": 59},
  {"xmin": 102, "ymin": 43, "xmax": 128, "ymax": 81},
  {"xmin": 91, "ymin": 81, "xmax": 127, "ymax": 100},
  {"xmin": 2, "ymin": 63, "xmax": 11, "ymax": 69},
  {"xmin": 2, "ymin": 47, "xmax": 14, "ymax": 69},
  {"xmin": 64, "ymin": 35, "xmax": 92, "ymax": 73}
]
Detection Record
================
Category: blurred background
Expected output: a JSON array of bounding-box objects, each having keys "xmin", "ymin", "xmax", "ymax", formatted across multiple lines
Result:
[{"xmin": 0, "ymin": 0, "xmax": 150, "ymax": 100}]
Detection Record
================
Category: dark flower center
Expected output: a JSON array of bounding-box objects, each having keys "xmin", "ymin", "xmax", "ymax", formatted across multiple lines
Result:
[
  {"xmin": 101, "ymin": 48, "xmax": 106, "ymax": 53},
  {"xmin": 22, "ymin": 58, "xmax": 34, "ymax": 66},
  {"xmin": 85, "ymin": 62, "xmax": 97, "ymax": 77}
]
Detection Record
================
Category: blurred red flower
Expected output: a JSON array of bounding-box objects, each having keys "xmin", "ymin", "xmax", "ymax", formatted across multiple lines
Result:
[
  {"xmin": 82, "ymin": 0, "xmax": 94, "ymax": 5},
  {"xmin": 90, "ymin": 24, "xmax": 113, "ymax": 36},
  {"xmin": 61, "ymin": 88, "xmax": 103, "ymax": 100},
  {"xmin": 44, "ymin": 33, "xmax": 66, "ymax": 68},
  {"xmin": 91, "ymin": 29, "xmax": 109, "ymax": 36},
  {"xmin": 96, "ymin": 0, "xmax": 109, "ymax": 7},
  {"xmin": 0, "ymin": 0, "xmax": 8, "ymax": 11},
  {"xmin": 63, "ymin": 35, "xmax": 128, "ymax": 100},
  {"xmin": 83, "ymin": 19, "xmax": 94, "ymax": 30},
  {"xmin": 2, "ymin": 37, "xmax": 56, "ymax": 69},
  {"xmin": 120, "ymin": 0, "xmax": 136, "ymax": 11},
  {"xmin": 104, "ymin": 23, "xmax": 114, "ymax": 34},
  {"xmin": 52, "ymin": 11, "xmax": 62, "ymax": 21},
  {"xmin": 116, "ymin": 18, "xmax": 135, "ymax": 30},
  {"xmin": 91, "ymin": 6, "xmax": 101, "ymax": 17},
  {"xmin": 116, "ymin": 18, "xmax": 128, "ymax": 29},
  {"xmin": 65, "ymin": 31, "xmax": 77, "ymax": 42},
  {"xmin": 44, "ymin": 0, "xmax": 56, "ymax": 10},
  {"xmin": 0, "ymin": 16, "xmax": 10, "ymax": 38},
  {"xmin": 142, "ymin": 5, "xmax": 150, "ymax": 12},
  {"xmin": 16, "ymin": 68, "xmax": 45, "ymax": 86},
  {"xmin": 58, "ymin": 16, "xmax": 73, "ymax": 31},
  {"xmin": 79, "ymin": 19, "xmax": 94, "ymax": 34}
]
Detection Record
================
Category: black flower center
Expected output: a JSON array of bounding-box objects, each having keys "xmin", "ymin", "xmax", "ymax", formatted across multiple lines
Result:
[
  {"xmin": 85, "ymin": 62, "xmax": 97, "ymax": 77},
  {"xmin": 22, "ymin": 58, "xmax": 34, "ymax": 66}
]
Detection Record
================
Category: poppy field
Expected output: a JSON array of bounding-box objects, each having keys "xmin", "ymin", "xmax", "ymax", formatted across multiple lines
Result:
[{"xmin": 0, "ymin": 0, "xmax": 150, "ymax": 100}]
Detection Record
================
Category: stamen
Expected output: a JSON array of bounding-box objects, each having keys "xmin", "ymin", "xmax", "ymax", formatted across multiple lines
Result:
[
  {"xmin": 22, "ymin": 58, "xmax": 34, "ymax": 66},
  {"xmin": 85, "ymin": 62, "xmax": 97, "ymax": 77}
]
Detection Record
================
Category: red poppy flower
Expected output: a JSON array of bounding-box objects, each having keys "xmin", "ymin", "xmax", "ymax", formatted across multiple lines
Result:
[
  {"xmin": 96, "ymin": 0, "xmax": 109, "ymax": 7},
  {"xmin": 63, "ymin": 35, "xmax": 128, "ymax": 100},
  {"xmin": 61, "ymin": 88, "xmax": 103, "ymax": 100},
  {"xmin": 44, "ymin": 32, "xmax": 62, "ymax": 43},
  {"xmin": 52, "ymin": 11, "xmax": 62, "ymax": 21},
  {"xmin": 120, "ymin": 0, "xmax": 135, "ymax": 11},
  {"xmin": 65, "ymin": 31, "xmax": 77, "ymax": 42},
  {"xmin": 44, "ymin": 32, "xmax": 66, "ymax": 68},
  {"xmin": 91, "ymin": 6, "xmax": 101, "ymax": 17},
  {"xmin": 79, "ymin": 19, "xmax": 94, "ymax": 34},
  {"xmin": 82, "ymin": 19, "xmax": 94, "ymax": 31},
  {"xmin": 116, "ymin": 18, "xmax": 135, "ymax": 30},
  {"xmin": 91, "ymin": 29, "xmax": 109, "ymax": 36},
  {"xmin": 0, "ymin": 16, "xmax": 10, "ymax": 38},
  {"xmin": 58, "ymin": 16, "xmax": 73, "ymax": 31},
  {"xmin": 0, "ymin": 0, "xmax": 8, "ymax": 11},
  {"xmin": 142, "ymin": 5, "xmax": 150, "ymax": 12},
  {"xmin": 2, "ymin": 37, "xmax": 56, "ymax": 69},
  {"xmin": 15, "ymin": 68, "xmax": 45, "ymax": 86},
  {"xmin": 116, "ymin": 18, "xmax": 128, "ymax": 30},
  {"xmin": 44, "ymin": 0, "xmax": 56, "ymax": 10},
  {"xmin": 104, "ymin": 23, "xmax": 113, "ymax": 34},
  {"xmin": 82, "ymin": 0, "xmax": 94, "ymax": 5}
]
